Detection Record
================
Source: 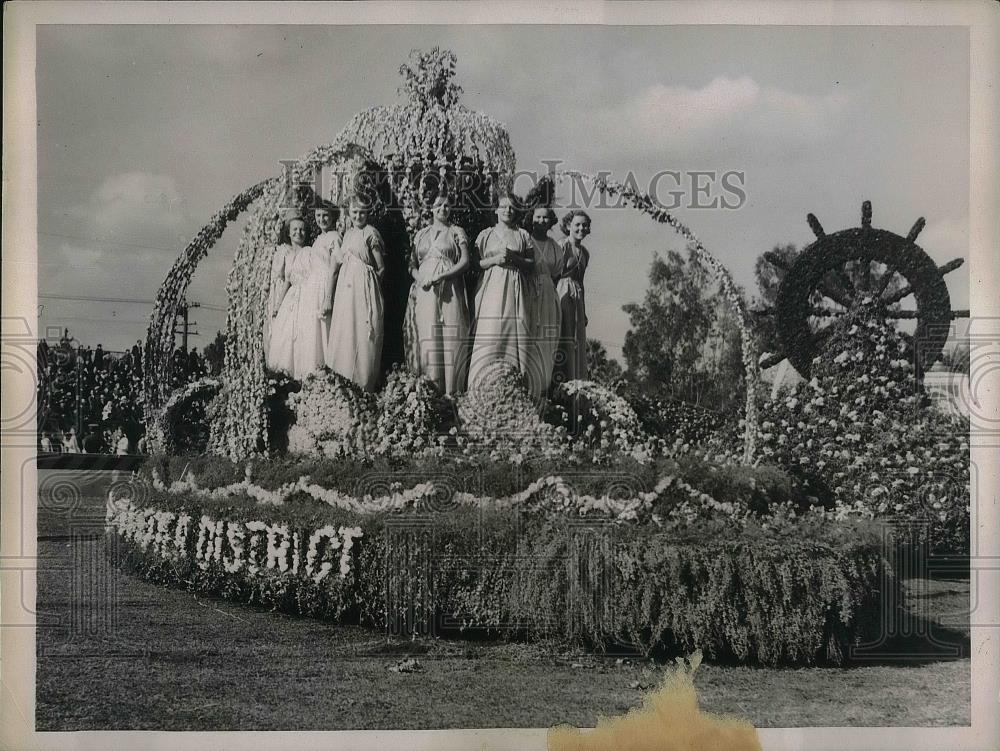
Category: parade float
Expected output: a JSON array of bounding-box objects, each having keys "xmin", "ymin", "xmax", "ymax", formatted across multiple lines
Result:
[{"xmin": 106, "ymin": 49, "xmax": 970, "ymax": 665}]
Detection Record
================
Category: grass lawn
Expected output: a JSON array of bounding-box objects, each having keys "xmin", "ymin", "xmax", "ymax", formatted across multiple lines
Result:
[{"xmin": 34, "ymin": 470, "xmax": 971, "ymax": 730}]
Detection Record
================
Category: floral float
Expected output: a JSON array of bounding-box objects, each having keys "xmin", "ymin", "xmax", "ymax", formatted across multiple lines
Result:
[{"xmin": 118, "ymin": 49, "xmax": 971, "ymax": 665}]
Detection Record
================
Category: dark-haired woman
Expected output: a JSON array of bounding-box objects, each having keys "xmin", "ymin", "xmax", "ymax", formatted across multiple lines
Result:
[
  {"xmin": 555, "ymin": 209, "xmax": 591, "ymax": 383},
  {"xmin": 526, "ymin": 206, "xmax": 562, "ymax": 394},
  {"xmin": 266, "ymin": 210, "xmax": 328, "ymax": 379}
]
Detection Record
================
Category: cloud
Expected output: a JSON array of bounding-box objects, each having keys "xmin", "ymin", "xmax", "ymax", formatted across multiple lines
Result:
[
  {"xmin": 45, "ymin": 171, "xmax": 195, "ymax": 348},
  {"xmin": 71, "ymin": 171, "xmax": 189, "ymax": 242},
  {"xmin": 590, "ymin": 76, "xmax": 852, "ymax": 159},
  {"xmin": 626, "ymin": 77, "xmax": 762, "ymax": 138},
  {"xmin": 37, "ymin": 238, "xmax": 169, "ymax": 349}
]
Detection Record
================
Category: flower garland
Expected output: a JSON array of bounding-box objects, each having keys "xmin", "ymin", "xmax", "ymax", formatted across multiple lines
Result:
[
  {"xmin": 148, "ymin": 377, "xmax": 221, "ymax": 454},
  {"xmin": 144, "ymin": 178, "xmax": 276, "ymax": 452},
  {"xmin": 147, "ymin": 463, "xmax": 765, "ymax": 528}
]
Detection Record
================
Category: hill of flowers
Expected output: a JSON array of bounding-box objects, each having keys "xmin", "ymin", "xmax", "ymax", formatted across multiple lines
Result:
[{"xmin": 745, "ymin": 303, "xmax": 970, "ymax": 555}]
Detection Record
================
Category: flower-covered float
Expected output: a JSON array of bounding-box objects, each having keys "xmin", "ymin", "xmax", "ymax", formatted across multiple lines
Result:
[{"xmin": 108, "ymin": 49, "xmax": 969, "ymax": 666}]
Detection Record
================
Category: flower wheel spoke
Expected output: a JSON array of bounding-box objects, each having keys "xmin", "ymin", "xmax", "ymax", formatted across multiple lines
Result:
[
  {"xmin": 883, "ymin": 309, "xmax": 919, "ymax": 320},
  {"xmin": 881, "ymin": 279, "xmax": 915, "ymax": 307},
  {"xmin": 817, "ymin": 278, "xmax": 853, "ymax": 309}
]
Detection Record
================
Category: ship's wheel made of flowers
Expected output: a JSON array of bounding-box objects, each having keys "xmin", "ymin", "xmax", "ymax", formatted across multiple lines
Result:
[
  {"xmin": 145, "ymin": 48, "xmax": 763, "ymax": 463},
  {"xmin": 765, "ymin": 201, "xmax": 968, "ymax": 378}
]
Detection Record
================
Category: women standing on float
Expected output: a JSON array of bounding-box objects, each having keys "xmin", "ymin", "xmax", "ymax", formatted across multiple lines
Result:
[
  {"xmin": 326, "ymin": 196, "xmax": 385, "ymax": 391},
  {"xmin": 468, "ymin": 193, "xmax": 539, "ymax": 394},
  {"xmin": 408, "ymin": 194, "xmax": 471, "ymax": 395},
  {"xmin": 526, "ymin": 206, "xmax": 563, "ymax": 394},
  {"xmin": 266, "ymin": 211, "xmax": 328, "ymax": 379},
  {"xmin": 555, "ymin": 209, "xmax": 591, "ymax": 383}
]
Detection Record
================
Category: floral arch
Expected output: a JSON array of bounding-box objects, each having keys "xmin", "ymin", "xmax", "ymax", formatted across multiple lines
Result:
[{"xmin": 144, "ymin": 49, "xmax": 760, "ymax": 463}]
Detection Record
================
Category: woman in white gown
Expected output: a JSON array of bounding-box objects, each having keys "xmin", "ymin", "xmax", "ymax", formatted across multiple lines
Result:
[
  {"xmin": 526, "ymin": 206, "xmax": 562, "ymax": 395},
  {"xmin": 408, "ymin": 193, "xmax": 471, "ymax": 395},
  {"xmin": 325, "ymin": 196, "xmax": 386, "ymax": 391},
  {"xmin": 266, "ymin": 211, "xmax": 329, "ymax": 379},
  {"xmin": 468, "ymin": 193, "xmax": 540, "ymax": 396}
]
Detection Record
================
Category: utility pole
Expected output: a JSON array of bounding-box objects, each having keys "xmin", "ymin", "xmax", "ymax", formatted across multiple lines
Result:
[{"xmin": 174, "ymin": 302, "xmax": 201, "ymax": 351}]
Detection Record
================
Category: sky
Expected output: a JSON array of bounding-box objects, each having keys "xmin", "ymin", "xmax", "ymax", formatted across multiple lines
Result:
[{"xmin": 36, "ymin": 24, "xmax": 970, "ymax": 360}]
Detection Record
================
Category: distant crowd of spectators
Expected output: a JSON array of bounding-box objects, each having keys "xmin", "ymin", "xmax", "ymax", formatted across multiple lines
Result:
[{"xmin": 37, "ymin": 330, "xmax": 219, "ymax": 454}]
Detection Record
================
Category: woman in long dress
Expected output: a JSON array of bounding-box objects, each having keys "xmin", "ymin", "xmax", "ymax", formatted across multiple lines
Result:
[
  {"xmin": 468, "ymin": 193, "xmax": 541, "ymax": 396},
  {"xmin": 325, "ymin": 197, "xmax": 385, "ymax": 391},
  {"xmin": 409, "ymin": 194, "xmax": 471, "ymax": 395},
  {"xmin": 312, "ymin": 201, "xmax": 342, "ymax": 362},
  {"xmin": 266, "ymin": 212, "xmax": 328, "ymax": 379},
  {"xmin": 525, "ymin": 206, "xmax": 563, "ymax": 395},
  {"xmin": 555, "ymin": 209, "xmax": 591, "ymax": 383}
]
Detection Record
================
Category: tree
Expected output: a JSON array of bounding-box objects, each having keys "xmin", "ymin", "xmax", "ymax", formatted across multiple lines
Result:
[
  {"xmin": 753, "ymin": 243, "xmax": 799, "ymax": 309},
  {"xmin": 586, "ymin": 339, "xmax": 624, "ymax": 387},
  {"xmin": 621, "ymin": 246, "xmax": 745, "ymax": 411},
  {"xmin": 751, "ymin": 243, "xmax": 799, "ymax": 358}
]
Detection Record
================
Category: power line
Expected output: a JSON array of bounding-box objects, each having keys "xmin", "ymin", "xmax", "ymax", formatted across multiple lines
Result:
[
  {"xmin": 39, "ymin": 293, "xmax": 157, "ymax": 305},
  {"xmin": 39, "ymin": 315, "xmax": 150, "ymax": 325},
  {"xmin": 38, "ymin": 292, "xmax": 226, "ymax": 312}
]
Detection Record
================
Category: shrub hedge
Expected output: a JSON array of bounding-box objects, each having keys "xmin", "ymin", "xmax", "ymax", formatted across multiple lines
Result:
[{"xmin": 108, "ymin": 484, "xmax": 893, "ymax": 666}]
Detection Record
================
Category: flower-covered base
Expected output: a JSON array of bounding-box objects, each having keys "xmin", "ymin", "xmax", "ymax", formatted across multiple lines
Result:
[{"xmin": 107, "ymin": 472, "xmax": 892, "ymax": 666}]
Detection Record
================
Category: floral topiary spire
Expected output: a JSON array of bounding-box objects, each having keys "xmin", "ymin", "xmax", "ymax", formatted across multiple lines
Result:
[
  {"xmin": 331, "ymin": 47, "xmax": 515, "ymax": 190},
  {"xmin": 398, "ymin": 47, "xmax": 463, "ymax": 111}
]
